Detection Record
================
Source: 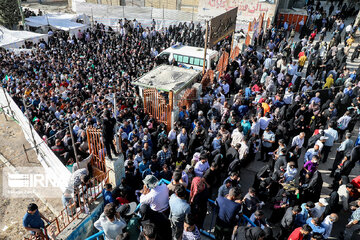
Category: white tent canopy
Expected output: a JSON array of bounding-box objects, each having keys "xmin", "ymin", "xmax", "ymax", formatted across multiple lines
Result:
[
  {"xmin": 25, "ymin": 14, "xmax": 89, "ymax": 36},
  {"xmin": 0, "ymin": 26, "xmax": 48, "ymax": 49}
]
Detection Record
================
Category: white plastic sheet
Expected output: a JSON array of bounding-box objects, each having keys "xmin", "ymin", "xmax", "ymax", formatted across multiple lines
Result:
[{"xmin": 0, "ymin": 26, "xmax": 48, "ymax": 49}]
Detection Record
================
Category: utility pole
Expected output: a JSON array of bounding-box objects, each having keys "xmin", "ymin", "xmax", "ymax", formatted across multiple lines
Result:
[
  {"xmin": 68, "ymin": 120, "xmax": 80, "ymax": 169},
  {"xmin": 22, "ymin": 97, "xmax": 39, "ymax": 155},
  {"xmin": 17, "ymin": 0, "xmax": 25, "ymax": 27},
  {"xmin": 202, "ymin": 20, "xmax": 209, "ymax": 74}
]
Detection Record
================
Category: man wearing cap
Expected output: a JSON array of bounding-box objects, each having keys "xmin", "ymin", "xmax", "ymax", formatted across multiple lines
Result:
[
  {"xmin": 94, "ymin": 203, "xmax": 127, "ymax": 240},
  {"xmin": 315, "ymin": 135, "xmax": 328, "ymax": 153},
  {"xmin": 312, "ymin": 198, "xmax": 328, "ymax": 219},
  {"xmin": 140, "ymin": 175, "xmax": 169, "ymax": 213},
  {"xmin": 169, "ymin": 185, "xmax": 191, "ymax": 240}
]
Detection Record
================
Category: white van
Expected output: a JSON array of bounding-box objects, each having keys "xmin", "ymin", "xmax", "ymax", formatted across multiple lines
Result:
[{"xmin": 156, "ymin": 44, "xmax": 219, "ymax": 71}]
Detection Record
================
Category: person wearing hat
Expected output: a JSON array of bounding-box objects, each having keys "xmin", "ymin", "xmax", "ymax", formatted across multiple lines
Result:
[
  {"xmin": 140, "ymin": 175, "xmax": 169, "ymax": 213},
  {"xmin": 312, "ymin": 198, "xmax": 328, "ymax": 219},
  {"xmin": 94, "ymin": 203, "xmax": 127, "ymax": 240},
  {"xmin": 119, "ymin": 202, "xmax": 140, "ymax": 240},
  {"xmin": 138, "ymin": 204, "xmax": 172, "ymax": 240}
]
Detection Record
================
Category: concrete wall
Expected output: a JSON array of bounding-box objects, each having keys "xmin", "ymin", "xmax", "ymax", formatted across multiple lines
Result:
[
  {"xmin": 57, "ymin": 200, "xmax": 104, "ymax": 240},
  {"xmin": 86, "ymin": 0, "xmax": 144, "ymax": 6}
]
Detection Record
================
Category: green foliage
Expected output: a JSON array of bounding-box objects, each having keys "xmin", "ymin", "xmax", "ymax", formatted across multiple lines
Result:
[{"xmin": 0, "ymin": 0, "xmax": 21, "ymax": 28}]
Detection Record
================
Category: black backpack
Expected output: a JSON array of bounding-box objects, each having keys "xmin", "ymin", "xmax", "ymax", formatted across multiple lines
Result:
[{"xmin": 308, "ymin": 131, "xmax": 324, "ymax": 149}]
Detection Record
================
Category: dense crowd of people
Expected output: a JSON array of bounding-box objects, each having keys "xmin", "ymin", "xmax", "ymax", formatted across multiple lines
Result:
[{"xmin": 13, "ymin": 0, "xmax": 360, "ymax": 240}]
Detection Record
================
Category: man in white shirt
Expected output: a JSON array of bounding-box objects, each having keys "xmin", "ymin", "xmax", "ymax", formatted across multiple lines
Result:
[
  {"xmin": 250, "ymin": 117, "xmax": 260, "ymax": 136},
  {"xmin": 287, "ymin": 61, "xmax": 298, "ymax": 77},
  {"xmin": 94, "ymin": 203, "xmax": 127, "ymax": 240},
  {"xmin": 292, "ymin": 132, "xmax": 305, "ymax": 150},
  {"xmin": 231, "ymin": 125, "xmax": 244, "ymax": 147},
  {"xmin": 259, "ymin": 112, "xmax": 273, "ymax": 131},
  {"xmin": 283, "ymin": 87, "xmax": 294, "ymax": 105},
  {"xmin": 337, "ymin": 111, "xmax": 351, "ymax": 140},
  {"xmin": 337, "ymin": 183, "xmax": 354, "ymax": 211},
  {"xmin": 72, "ymin": 153, "xmax": 93, "ymax": 172},
  {"xmin": 306, "ymin": 72, "xmax": 316, "ymax": 85},
  {"xmin": 140, "ymin": 175, "xmax": 169, "ymax": 213}
]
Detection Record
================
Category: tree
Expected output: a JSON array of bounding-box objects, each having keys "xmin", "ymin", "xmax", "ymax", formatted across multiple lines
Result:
[{"xmin": 0, "ymin": 0, "xmax": 21, "ymax": 29}]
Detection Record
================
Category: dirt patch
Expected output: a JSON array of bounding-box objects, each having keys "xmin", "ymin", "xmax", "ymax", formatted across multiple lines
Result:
[{"xmin": 0, "ymin": 113, "xmax": 63, "ymax": 239}]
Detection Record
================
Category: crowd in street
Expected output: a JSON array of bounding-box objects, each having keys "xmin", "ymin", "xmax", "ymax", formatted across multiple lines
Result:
[{"xmin": 13, "ymin": 0, "xmax": 360, "ymax": 240}]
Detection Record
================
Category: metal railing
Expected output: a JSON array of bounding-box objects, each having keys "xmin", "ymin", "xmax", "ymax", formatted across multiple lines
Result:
[
  {"xmin": 44, "ymin": 170, "xmax": 109, "ymax": 238},
  {"xmin": 86, "ymin": 178, "xmax": 256, "ymax": 240}
]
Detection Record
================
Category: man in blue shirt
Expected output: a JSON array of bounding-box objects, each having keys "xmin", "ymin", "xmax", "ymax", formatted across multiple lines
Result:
[
  {"xmin": 295, "ymin": 201, "xmax": 315, "ymax": 227},
  {"xmin": 323, "ymin": 122, "xmax": 338, "ymax": 163},
  {"xmin": 102, "ymin": 183, "xmax": 114, "ymax": 205},
  {"xmin": 306, "ymin": 217, "xmax": 326, "ymax": 235},
  {"xmin": 261, "ymin": 127, "xmax": 275, "ymax": 162},
  {"xmin": 23, "ymin": 203, "xmax": 50, "ymax": 237},
  {"xmin": 215, "ymin": 187, "xmax": 243, "ymax": 240},
  {"xmin": 169, "ymin": 185, "xmax": 191, "ymax": 240}
]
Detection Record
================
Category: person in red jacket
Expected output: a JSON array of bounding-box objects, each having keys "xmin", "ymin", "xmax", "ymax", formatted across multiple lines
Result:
[{"xmin": 288, "ymin": 224, "xmax": 312, "ymax": 240}]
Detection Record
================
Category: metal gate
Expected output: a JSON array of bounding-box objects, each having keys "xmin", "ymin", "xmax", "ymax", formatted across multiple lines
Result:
[
  {"xmin": 86, "ymin": 127, "xmax": 107, "ymax": 173},
  {"xmin": 143, "ymin": 88, "xmax": 173, "ymax": 131}
]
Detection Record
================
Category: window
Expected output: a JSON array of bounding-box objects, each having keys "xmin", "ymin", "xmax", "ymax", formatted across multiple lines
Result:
[
  {"xmin": 183, "ymin": 56, "xmax": 189, "ymax": 64},
  {"xmin": 199, "ymin": 59, "xmax": 204, "ymax": 66},
  {"xmin": 194, "ymin": 58, "xmax": 200, "ymax": 65},
  {"xmin": 189, "ymin": 57, "xmax": 194, "ymax": 64},
  {"xmin": 178, "ymin": 55, "xmax": 183, "ymax": 62},
  {"xmin": 174, "ymin": 54, "xmax": 178, "ymax": 61}
]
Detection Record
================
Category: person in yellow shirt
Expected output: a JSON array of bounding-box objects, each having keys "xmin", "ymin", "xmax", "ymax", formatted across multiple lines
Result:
[
  {"xmin": 262, "ymin": 101, "xmax": 270, "ymax": 115},
  {"xmin": 298, "ymin": 55, "xmax": 307, "ymax": 72},
  {"xmin": 323, "ymin": 74, "xmax": 334, "ymax": 89},
  {"xmin": 24, "ymin": 88, "xmax": 32, "ymax": 97},
  {"xmin": 346, "ymin": 35, "xmax": 354, "ymax": 47}
]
